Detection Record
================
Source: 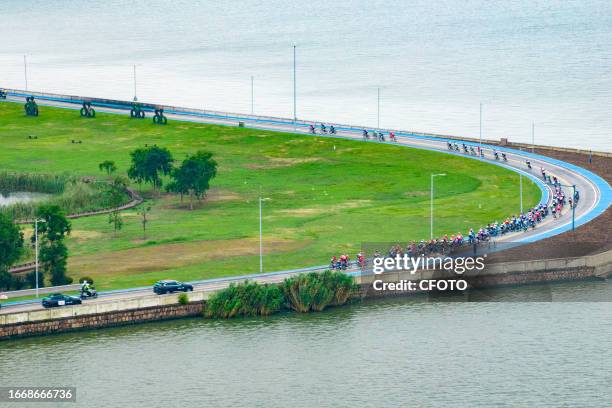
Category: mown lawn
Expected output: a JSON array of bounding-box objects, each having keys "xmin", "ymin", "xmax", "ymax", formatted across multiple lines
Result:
[{"xmin": 0, "ymin": 102, "xmax": 540, "ymax": 290}]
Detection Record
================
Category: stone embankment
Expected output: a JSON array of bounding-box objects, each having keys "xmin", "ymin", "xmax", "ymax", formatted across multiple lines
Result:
[{"xmin": 1, "ymin": 249, "xmax": 610, "ymax": 340}]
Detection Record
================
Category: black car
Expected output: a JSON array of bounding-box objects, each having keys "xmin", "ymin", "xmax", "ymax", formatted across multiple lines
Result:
[
  {"xmin": 42, "ymin": 293, "xmax": 82, "ymax": 308},
  {"xmin": 153, "ymin": 280, "xmax": 194, "ymax": 295}
]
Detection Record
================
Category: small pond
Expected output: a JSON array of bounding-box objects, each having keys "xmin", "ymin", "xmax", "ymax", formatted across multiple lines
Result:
[{"xmin": 0, "ymin": 192, "xmax": 51, "ymax": 207}]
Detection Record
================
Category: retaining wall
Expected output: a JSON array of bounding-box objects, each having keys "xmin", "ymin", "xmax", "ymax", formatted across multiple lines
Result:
[{"xmin": 1, "ymin": 251, "xmax": 610, "ymax": 340}]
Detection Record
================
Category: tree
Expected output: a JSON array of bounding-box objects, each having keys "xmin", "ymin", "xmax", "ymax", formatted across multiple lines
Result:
[
  {"xmin": 34, "ymin": 205, "xmax": 72, "ymax": 286},
  {"xmin": 168, "ymin": 151, "xmax": 218, "ymax": 210},
  {"xmin": 127, "ymin": 145, "xmax": 174, "ymax": 193},
  {"xmin": 0, "ymin": 213, "xmax": 24, "ymax": 273},
  {"xmin": 137, "ymin": 205, "xmax": 151, "ymax": 240},
  {"xmin": 98, "ymin": 160, "xmax": 117, "ymax": 178},
  {"xmin": 0, "ymin": 213, "xmax": 24, "ymax": 291},
  {"xmin": 107, "ymin": 176, "xmax": 128, "ymax": 235}
]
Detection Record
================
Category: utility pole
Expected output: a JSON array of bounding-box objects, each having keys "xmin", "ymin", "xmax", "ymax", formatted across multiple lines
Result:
[
  {"xmin": 377, "ymin": 87, "xmax": 380, "ymax": 129},
  {"xmin": 133, "ymin": 64, "xmax": 138, "ymax": 101},
  {"xmin": 532, "ymin": 122, "xmax": 535, "ymax": 153},
  {"xmin": 34, "ymin": 219, "xmax": 45, "ymax": 297},
  {"xmin": 293, "ymin": 45, "xmax": 297, "ymax": 123},
  {"xmin": 251, "ymin": 75, "xmax": 254, "ymax": 115},
  {"xmin": 430, "ymin": 173, "xmax": 446, "ymax": 240},
  {"xmin": 520, "ymin": 174, "xmax": 523, "ymax": 213},
  {"xmin": 259, "ymin": 195, "xmax": 263, "ymax": 273},
  {"xmin": 24, "ymin": 55, "xmax": 29, "ymax": 91},
  {"xmin": 479, "ymin": 102, "xmax": 483, "ymax": 151}
]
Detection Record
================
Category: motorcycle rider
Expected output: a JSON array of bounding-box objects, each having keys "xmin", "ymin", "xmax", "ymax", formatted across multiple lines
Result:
[
  {"xmin": 330, "ymin": 125, "xmax": 336, "ymax": 134},
  {"xmin": 81, "ymin": 280, "xmax": 92, "ymax": 296},
  {"xmin": 309, "ymin": 124, "xmax": 315, "ymax": 134}
]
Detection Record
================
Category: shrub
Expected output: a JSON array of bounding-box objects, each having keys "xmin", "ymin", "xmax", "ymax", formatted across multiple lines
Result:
[
  {"xmin": 205, "ymin": 280, "xmax": 284, "ymax": 318},
  {"xmin": 281, "ymin": 270, "xmax": 358, "ymax": 313},
  {"xmin": 178, "ymin": 293, "xmax": 189, "ymax": 305},
  {"xmin": 78, "ymin": 276, "xmax": 94, "ymax": 284}
]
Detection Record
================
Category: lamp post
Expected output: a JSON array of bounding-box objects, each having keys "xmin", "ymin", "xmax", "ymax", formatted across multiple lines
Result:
[
  {"xmin": 531, "ymin": 122, "xmax": 535, "ymax": 153},
  {"xmin": 479, "ymin": 102, "xmax": 482, "ymax": 151},
  {"xmin": 251, "ymin": 75, "xmax": 254, "ymax": 115},
  {"xmin": 133, "ymin": 64, "xmax": 138, "ymax": 102},
  {"xmin": 293, "ymin": 45, "xmax": 297, "ymax": 124},
  {"xmin": 430, "ymin": 173, "xmax": 446, "ymax": 240},
  {"xmin": 557, "ymin": 183, "xmax": 577, "ymax": 231},
  {"xmin": 377, "ymin": 87, "xmax": 380, "ymax": 129},
  {"xmin": 34, "ymin": 218, "xmax": 46, "ymax": 297},
  {"xmin": 24, "ymin": 55, "xmax": 29, "ymax": 91},
  {"xmin": 520, "ymin": 174, "xmax": 523, "ymax": 214}
]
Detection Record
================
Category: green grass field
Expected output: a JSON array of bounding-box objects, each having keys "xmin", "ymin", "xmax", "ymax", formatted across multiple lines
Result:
[{"xmin": 0, "ymin": 102, "xmax": 540, "ymax": 290}]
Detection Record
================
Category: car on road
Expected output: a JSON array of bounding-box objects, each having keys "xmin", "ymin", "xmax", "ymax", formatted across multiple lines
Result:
[
  {"xmin": 42, "ymin": 293, "xmax": 82, "ymax": 308},
  {"xmin": 153, "ymin": 280, "xmax": 194, "ymax": 295}
]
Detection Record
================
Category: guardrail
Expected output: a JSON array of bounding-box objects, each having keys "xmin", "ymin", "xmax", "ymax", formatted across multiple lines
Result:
[
  {"xmin": 0, "ymin": 284, "xmax": 81, "ymax": 299},
  {"xmin": 3, "ymin": 87, "xmax": 610, "ymax": 157}
]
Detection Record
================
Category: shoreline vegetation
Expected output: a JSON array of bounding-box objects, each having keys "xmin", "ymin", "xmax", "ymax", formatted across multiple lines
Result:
[
  {"xmin": 204, "ymin": 271, "xmax": 358, "ymax": 318},
  {"xmin": 0, "ymin": 172, "xmax": 131, "ymax": 220}
]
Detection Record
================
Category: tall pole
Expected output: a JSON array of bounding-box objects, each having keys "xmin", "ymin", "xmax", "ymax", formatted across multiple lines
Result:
[
  {"xmin": 35, "ymin": 219, "xmax": 39, "ymax": 297},
  {"xmin": 531, "ymin": 122, "xmax": 535, "ymax": 153},
  {"xmin": 293, "ymin": 45, "xmax": 296, "ymax": 123},
  {"xmin": 377, "ymin": 87, "xmax": 380, "ymax": 129},
  {"xmin": 572, "ymin": 185, "xmax": 576, "ymax": 232},
  {"xmin": 259, "ymin": 195, "xmax": 263, "ymax": 273},
  {"xmin": 251, "ymin": 75, "xmax": 254, "ymax": 115},
  {"xmin": 24, "ymin": 55, "xmax": 29, "ymax": 91},
  {"xmin": 520, "ymin": 174, "xmax": 523, "ymax": 213},
  {"xmin": 479, "ymin": 102, "xmax": 482, "ymax": 151},
  {"xmin": 430, "ymin": 174, "xmax": 434, "ymax": 240},
  {"xmin": 133, "ymin": 64, "xmax": 138, "ymax": 101}
]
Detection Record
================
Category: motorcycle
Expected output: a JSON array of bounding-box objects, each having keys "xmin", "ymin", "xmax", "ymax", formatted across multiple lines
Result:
[
  {"xmin": 80, "ymin": 288, "xmax": 98, "ymax": 300},
  {"xmin": 330, "ymin": 126, "xmax": 336, "ymax": 134}
]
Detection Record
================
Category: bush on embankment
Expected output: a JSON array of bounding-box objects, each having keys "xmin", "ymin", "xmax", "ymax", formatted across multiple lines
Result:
[
  {"xmin": 281, "ymin": 270, "xmax": 357, "ymax": 312},
  {"xmin": 204, "ymin": 281, "xmax": 284, "ymax": 318},
  {"xmin": 204, "ymin": 271, "xmax": 358, "ymax": 319}
]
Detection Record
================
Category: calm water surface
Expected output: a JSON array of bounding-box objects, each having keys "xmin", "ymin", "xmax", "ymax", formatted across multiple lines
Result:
[
  {"xmin": 1, "ymin": 280, "xmax": 610, "ymax": 407},
  {"xmin": 0, "ymin": 192, "xmax": 49, "ymax": 207},
  {"xmin": 1, "ymin": 0, "xmax": 611, "ymax": 150}
]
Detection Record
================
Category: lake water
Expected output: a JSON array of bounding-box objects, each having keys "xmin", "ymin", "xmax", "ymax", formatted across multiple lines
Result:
[
  {"xmin": 1, "ymin": 280, "xmax": 610, "ymax": 407},
  {"xmin": 0, "ymin": 191, "xmax": 50, "ymax": 207},
  {"xmin": 1, "ymin": 0, "xmax": 611, "ymax": 151}
]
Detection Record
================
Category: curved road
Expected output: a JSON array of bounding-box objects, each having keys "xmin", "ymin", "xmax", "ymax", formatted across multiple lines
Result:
[{"xmin": 1, "ymin": 90, "xmax": 610, "ymax": 314}]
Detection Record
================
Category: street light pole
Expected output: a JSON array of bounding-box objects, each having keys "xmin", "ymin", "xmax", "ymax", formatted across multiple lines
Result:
[
  {"xmin": 430, "ymin": 173, "xmax": 446, "ymax": 240},
  {"xmin": 259, "ymin": 195, "xmax": 263, "ymax": 273},
  {"xmin": 34, "ymin": 218, "xmax": 45, "ymax": 297},
  {"xmin": 479, "ymin": 102, "xmax": 482, "ymax": 151},
  {"xmin": 293, "ymin": 45, "xmax": 297, "ymax": 123},
  {"xmin": 531, "ymin": 122, "xmax": 535, "ymax": 153},
  {"xmin": 377, "ymin": 87, "xmax": 380, "ymax": 129},
  {"xmin": 133, "ymin": 64, "xmax": 138, "ymax": 101},
  {"xmin": 520, "ymin": 174, "xmax": 523, "ymax": 213},
  {"xmin": 24, "ymin": 55, "xmax": 29, "ymax": 91},
  {"xmin": 251, "ymin": 75, "xmax": 254, "ymax": 115}
]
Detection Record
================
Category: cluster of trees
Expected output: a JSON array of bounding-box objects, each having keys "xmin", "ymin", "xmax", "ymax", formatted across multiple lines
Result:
[
  {"xmin": 0, "ymin": 206, "xmax": 72, "ymax": 291},
  {"xmin": 127, "ymin": 145, "xmax": 218, "ymax": 210}
]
